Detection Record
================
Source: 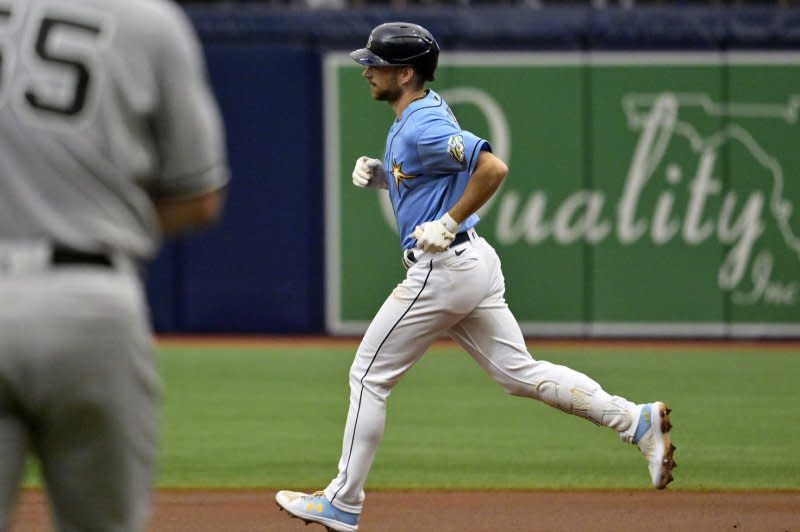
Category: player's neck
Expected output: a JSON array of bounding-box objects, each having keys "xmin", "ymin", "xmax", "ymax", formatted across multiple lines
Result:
[{"xmin": 391, "ymin": 88, "xmax": 428, "ymax": 119}]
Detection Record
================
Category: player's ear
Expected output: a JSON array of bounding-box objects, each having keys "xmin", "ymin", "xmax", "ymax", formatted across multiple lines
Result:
[{"xmin": 398, "ymin": 66, "xmax": 417, "ymax": 87}]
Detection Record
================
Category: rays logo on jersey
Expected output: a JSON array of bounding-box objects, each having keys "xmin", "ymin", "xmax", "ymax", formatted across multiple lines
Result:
[
  {"xmin": 391, "ymin": 158, "xmax": 416, "ymax": 189},
  {"xmin": 447, "ymin": 134, "xmax": 465, "ymax": 163}
]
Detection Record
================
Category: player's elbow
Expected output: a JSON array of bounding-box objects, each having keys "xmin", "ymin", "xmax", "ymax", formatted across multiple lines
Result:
[
  {"xmin": 177, "ymin": 188, "xmax": 226, "ymax": 229},
  {"xmin": 156, "ymin": 187, "xmax": 226, "ymax": 237},
  {"xmin": 492, "ymin": 159, "xmax": 508, "ymax": 185},
  {"xmin": 485, "ymin": 158, "xmax": 507, "ymax": 192},
  {"xmin": 195, "ymin": 189, "xmax": 226, "ymax": 226},
  {"xmin": 477, "ymin": 151, "xmax": 507, "ymax": 190}
]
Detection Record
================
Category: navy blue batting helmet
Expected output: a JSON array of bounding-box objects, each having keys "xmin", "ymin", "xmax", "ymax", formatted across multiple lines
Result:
[{"xmin": 350, "ymin": 22, "xmax": 439, "ymax": 82}]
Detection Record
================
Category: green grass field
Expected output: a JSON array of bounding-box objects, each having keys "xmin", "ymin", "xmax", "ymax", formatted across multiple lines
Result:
[{"xmin": 23, "ymin": 341, "xmax": 800, "ymax": 490}]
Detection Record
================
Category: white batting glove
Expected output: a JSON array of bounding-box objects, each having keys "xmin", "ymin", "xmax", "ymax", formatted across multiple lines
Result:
[
  {"xmin": 412, "ymin": 213, "xmax": 460, "ymax": 252},
  {"xmin": 352, "ymin": 156, "xmax": 388, "ymax": 190}
]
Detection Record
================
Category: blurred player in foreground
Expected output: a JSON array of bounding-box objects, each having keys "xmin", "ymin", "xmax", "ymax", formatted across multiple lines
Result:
[
  {"xmin": 0, "ymin": 0, "xmax": 229, "ymax": 529},
  {"xmin": 276, "ymin": 21, "xmax": 676, "ymax": 532}
]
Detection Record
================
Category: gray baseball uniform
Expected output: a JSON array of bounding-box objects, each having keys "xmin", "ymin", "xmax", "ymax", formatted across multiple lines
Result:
[{"xmin": 0, "ymin": 0, "xmax": 228, "ymax": 530}]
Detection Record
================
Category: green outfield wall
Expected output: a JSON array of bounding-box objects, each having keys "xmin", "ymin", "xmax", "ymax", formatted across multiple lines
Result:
[{"xmin": 324, "ymin": 53, "xmax": 800, "ymax": 338}]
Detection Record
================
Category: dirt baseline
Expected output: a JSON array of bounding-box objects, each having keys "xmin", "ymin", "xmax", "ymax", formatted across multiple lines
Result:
[{"xmin": 12, "ymin": 488, "xmax": 800, "ymax": 531}]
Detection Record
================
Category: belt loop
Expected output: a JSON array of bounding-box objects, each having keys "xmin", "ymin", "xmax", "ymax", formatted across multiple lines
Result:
[
  {"xmin": 402, "ymin": 249, "xmax": 417, "ymax": 270},
  {"xmin": 467, "ymin": 228, "xmax": 478, "ymax": 242}
]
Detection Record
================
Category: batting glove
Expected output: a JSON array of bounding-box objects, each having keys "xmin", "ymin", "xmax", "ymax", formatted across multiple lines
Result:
[
  {"xmin": 412, "ymin": 213, "xmax": 460, "ymax": 252},
  {"xmin": 352, "ymin": 156, "xmax": 388, "ymax": 190}
]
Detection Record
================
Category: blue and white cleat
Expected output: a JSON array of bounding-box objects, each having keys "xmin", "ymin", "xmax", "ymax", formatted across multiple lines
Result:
[
  {"xmin": 632, "ymin": 402, "xmax": 677, "ymax": 489},
  {"xmin": 275, "ymin": 490, "xmax": 359, "ymax": 532}
]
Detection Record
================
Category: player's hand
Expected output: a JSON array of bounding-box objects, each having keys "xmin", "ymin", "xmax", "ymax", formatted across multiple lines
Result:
[
  {"xmin": 352, "ymin": 156, "xmax": 388, "ymax": 189},
  {"xmin": 411, "ymin": 213, "xmax": 460, "ymax": 252}
]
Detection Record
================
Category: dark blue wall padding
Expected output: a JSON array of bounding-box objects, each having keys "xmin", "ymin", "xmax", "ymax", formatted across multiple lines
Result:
[
  {"xmin": 183, "ymin": 5, "xmax": 800, "ymax": 50},
  {"xmin": 145, "ymin": 43, "xmax": 323, "ymax": 333},
  {"xmin": 144, "ymin": 5, "xmax": 800, "ymax": 334}
]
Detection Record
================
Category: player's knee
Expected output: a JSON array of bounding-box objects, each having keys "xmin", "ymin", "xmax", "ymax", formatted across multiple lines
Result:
[
  {"xmin": 496, "ymin": 377, "xmax": 535, "ymax": 398},
  {"xmin": 349, "ymin": 373, "xmax": 393, "ymax": 401}
]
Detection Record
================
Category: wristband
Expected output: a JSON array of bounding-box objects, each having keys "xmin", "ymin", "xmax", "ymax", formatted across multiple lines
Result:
[{"xmin": 440, "ymin": 212, "xmax": 460, "ymax": 234}]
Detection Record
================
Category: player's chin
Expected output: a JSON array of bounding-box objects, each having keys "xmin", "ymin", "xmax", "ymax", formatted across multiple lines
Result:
[{"xmin": 373, "ymin": 88, "xmax": 398, "ymax": 102}]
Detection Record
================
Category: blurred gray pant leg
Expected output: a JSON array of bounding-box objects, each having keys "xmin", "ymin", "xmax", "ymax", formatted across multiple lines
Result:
[
  {"xmin": 0, "ymin": 408, "xmax": 29, "ymax": 531},
  {"xmin": 0, "ymin": 273, "xmax": 161, "ymax": 532}
]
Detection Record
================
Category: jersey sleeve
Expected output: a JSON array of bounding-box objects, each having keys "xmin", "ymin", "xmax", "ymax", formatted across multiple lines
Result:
[
  {"xmin": 417, "ymin": 120, "xmax": 489, "ymax": 178},
  {"xmin": 148, "ymin": 3, "xmax": 229, "ymax": 199}
]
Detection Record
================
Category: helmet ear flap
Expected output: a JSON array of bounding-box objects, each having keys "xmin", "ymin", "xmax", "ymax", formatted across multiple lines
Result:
[{"xmin": 418, "ymin": 46, "xmax": 438, "ymax": 81}]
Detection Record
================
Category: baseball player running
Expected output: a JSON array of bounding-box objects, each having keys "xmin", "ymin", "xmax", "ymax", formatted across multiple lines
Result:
[
  {"xmin": 0, "ymin": 0, "xmax": 228, "ymax": 530},
  {"xmin": 277, "ymin": 22, "xmax": 676, "ymax": 532}
]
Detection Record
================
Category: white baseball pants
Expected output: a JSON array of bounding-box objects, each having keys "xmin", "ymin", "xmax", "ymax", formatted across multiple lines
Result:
[{"xmin": 325, "ymin": 230, "xmax": 639, "ymax": 514}]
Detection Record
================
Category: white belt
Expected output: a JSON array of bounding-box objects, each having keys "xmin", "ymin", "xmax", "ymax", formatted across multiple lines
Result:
[
  {"xmin": 0, "ymin": 240, "xmax": 133, "ymax": 276},
  {"xmin": 0, "ymin": 240, "xmax": 51, "ymax": 275}
]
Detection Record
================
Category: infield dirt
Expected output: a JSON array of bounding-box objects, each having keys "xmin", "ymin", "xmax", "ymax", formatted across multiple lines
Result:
[{"xmin": 11, "ymin": 488, "xmax": 800, "ymax": 531}]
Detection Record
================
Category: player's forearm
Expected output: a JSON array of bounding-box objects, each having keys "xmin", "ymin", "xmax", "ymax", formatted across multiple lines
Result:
[
  {"xmin": 154, "ymin": 188, "xmax": 226, "ymax": 237},
  {"xmin": 448, "ymin": 150, "xmax": 507, "ymax": 224}
]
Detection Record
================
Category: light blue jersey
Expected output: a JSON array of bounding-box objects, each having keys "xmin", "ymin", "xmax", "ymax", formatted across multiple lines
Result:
[{"xmin": 379, "ymin": 89, "xmax": 489, "ymax": 250}]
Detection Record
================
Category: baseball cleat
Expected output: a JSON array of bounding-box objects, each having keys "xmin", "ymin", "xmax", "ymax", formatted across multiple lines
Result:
[
  {"xmin": 275, "ymin": 490, "xmax": 359, "ymax": 532},
  {"xmin": 632, "ymin": 402, "xmax": 677, "ymax": 489}
]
